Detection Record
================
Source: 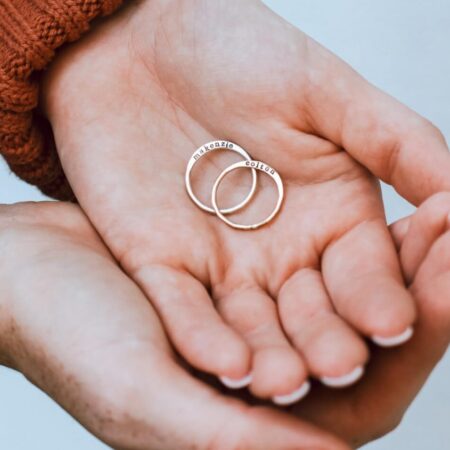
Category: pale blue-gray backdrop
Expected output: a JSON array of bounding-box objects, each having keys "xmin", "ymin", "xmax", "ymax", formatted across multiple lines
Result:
[{"xmin": 1, "ymin": 0, "xmax": 449, "ymax": 448}]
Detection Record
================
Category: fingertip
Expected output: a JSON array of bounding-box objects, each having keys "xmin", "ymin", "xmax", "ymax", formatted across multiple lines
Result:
[
  {"xmin": 359, "ymin": 282, "xmax": 417, "ymax": 341},
  {"xmin": 181, "ymin": 323, "xmax": 252, "ymax": 380},
  {"xmin": 401, "ymin": 193, "xmax": 450, "ymax": 282},
  {"xmin": 390, "ymin": 216, "xmax": 411, "ymax": 251},
  {"xmin": 294, "ymin": 314, "xmax": 369, "ymax": 386},
  {"xmin": 372, "ymin": 326, "xmax": 414, "ymax": 347},
  {"xmin": 272, "ymin": 380, "xmax": 311, "ymax": 406},
  {"xmin": 220, "ymin": 373, "xmax": 253, "ymax": 389},
  {"xmin": 321, "ymin": 365, "xmax": 365, "ymax": 388},
  {"xmin": 213, "ymin": 332, "xmax": 252, "ymax": 378},
  {"xmin": 250, "ymin": 347, "xmax": 308, "ymax": 398}
]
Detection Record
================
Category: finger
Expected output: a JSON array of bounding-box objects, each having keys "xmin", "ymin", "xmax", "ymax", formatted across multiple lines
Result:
[
  {"xmin": 278, "ymin": 268, "xmax": 368, "ymax": 388},
  {"xmin": 95, "ymin": 270, "xmax": 348, "ymax": 450},
  {"xmin": 151, "ymin": 360, "xmax": 351, "ymax": 450},
  {"xmin": 217, "ymin": 287, "xmax": 310, "ymax": 404},
  {"xmin": 389, "ymin": 215, "xmax": 411, "ymax": 251},
  {"xmin": 323, "ymin": 219, "xmax": 416, "ymax": 347},
  {"xmin": 303, "ymin": 36, "xmax": 450, "ymax": 205},
  {"xmin": 147, "ymin": 357, "xmax": 350, "ymax": 450},
  {"xmin": 400, "ymin": 192, "xmax": 450, "ymax": 283},
  {"xmin": 134, "ymin": 265, "xmax": 251, "ymax": 380},
  {"xmin": 293, "ymin": 234, "xmax": 450, "ymax": 446}
]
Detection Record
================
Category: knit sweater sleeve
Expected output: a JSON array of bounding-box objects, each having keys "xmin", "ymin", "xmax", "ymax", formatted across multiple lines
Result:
[{"xmin": 0, "ymin": 0, "xmax": 125, "ymax": 201}]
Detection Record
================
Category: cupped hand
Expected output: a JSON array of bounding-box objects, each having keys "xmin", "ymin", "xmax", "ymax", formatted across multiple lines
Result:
[
  {"xmin": 42, "ymin": 0, "xmax": 450, "ymax": 401},
  {"xmin": 2, "ymin": 201, "xmax": 449, "ymax": 450},
  {"xmin": 285, "ymin": 199, "xmax": 450, "ymax": 447},
  {"xmin": 0, "ymin": 201, "xmax": 348, "ymax": 450}
]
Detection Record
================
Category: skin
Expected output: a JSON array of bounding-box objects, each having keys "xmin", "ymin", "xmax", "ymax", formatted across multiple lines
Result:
[
  {"xmin": 0, "ymin": 202, "xmax": 348, "ymax": 450},
  {"xmin": 294, "ymin": 193, "xmax": 450, "ymax": 445},
  {"xmin": 41, "ymin": 0, "xmax": 450, "ymax": 400},
  {"xmin": 1, "ymin": 201, "xmax": 450, "ymax": 449}
]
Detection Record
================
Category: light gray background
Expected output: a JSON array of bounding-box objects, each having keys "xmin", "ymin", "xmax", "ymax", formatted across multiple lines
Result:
[{"xmin": 0, "ymin": 0, "xmax": 449, "ymax": 448}]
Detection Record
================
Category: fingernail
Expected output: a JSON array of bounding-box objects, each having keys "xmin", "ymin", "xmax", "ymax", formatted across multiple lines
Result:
[
  {"xmin": 321, "ymin": 365, "xmax": 365, "ymax": 388},
  {"xmin": 272, "ymin": 381, "xmax": 311, "ymax": 406},
  {"xmin": 219, "ymin": 373, "xmax": 253, "ymax": 389},
  {"xmin": 372, "ymin": 326, "xmax": 414, "ymax": 347}
]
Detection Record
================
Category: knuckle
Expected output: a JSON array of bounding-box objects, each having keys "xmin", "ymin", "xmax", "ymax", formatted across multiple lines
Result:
[{"xmin": 420, "ymin": 118, "xmax": 446, "ymax": 143}]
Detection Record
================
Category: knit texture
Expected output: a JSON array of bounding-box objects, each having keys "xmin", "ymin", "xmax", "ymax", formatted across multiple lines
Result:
[{"xmin": 0, "ymin": 0, "xmax": 124, "ymax": 200}]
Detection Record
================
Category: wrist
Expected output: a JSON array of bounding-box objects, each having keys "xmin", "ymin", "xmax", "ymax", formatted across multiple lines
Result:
[
  {"xmin": 0, "ymin": 0, "xmax": 129, "ymax": 200},
  {"xmin": 41, "ymin": 2, "xmax": 146, "ymax": 127}
]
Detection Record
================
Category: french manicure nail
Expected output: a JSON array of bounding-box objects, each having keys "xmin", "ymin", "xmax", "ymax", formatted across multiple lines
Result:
[
  {"xmin": 372, "ymin": 326, "xmax": 414, "ymax": 347},
  {"xmin": 321, "ymin": 365, "xmax": 365, "ymax": 388},
  {"xmin": 272, "ymin": 381, "xmax": 311, "ymax": 406},
  {"xmin": 219, "ymin": 373, "xmax": 253, "ymax": 389}
]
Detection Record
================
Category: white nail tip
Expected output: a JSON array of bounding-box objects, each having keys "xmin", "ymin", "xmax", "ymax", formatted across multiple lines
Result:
[
  {"xmin": 219, "ymin": 374, "xmax": 253, "ymax": 389},
  {"xmin": 321, "ymin": 366, "xmax": 365, "ymax": 388},
  {"xmin": 272, "ymin": 381, "xmax": 311, "ymax": 406},
  {"xmin": 372, "ymin": 326, "xmax": 414, "ymax": 347}
]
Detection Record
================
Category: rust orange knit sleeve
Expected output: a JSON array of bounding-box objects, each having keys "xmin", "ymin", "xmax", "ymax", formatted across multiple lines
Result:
[{"xmin": 0, "ymin": 0, "xmax": 125, "ymax": 201}]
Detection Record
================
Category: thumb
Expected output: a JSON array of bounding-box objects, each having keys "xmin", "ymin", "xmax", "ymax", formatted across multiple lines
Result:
[
  {"xmin": 303, "ymin": 37, "xmax": 450, "ymax": 206},
  {"xmin": 151, "ymin": 360, "xmax": 351, "ymax": 450}
]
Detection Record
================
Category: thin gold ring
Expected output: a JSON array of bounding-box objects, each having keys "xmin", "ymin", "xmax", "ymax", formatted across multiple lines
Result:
[
  {"xmin": 211, "ymin": 160, "xmax": 284, "ymax": 230},
  {"xmin": 185, "ymin": 140, "xmax": 257, "ymax": 214}
]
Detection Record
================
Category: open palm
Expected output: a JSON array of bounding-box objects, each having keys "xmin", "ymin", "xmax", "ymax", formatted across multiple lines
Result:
[{"xmin": 43, "ymin": 0, "xmax": 450, "ymax": 401}]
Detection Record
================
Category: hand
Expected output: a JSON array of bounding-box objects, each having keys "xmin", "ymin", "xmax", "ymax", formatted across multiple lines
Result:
[
  {"xmin": 0, "ymin": 201, "xmax": 348, "ymax": 450},
  {"xmin": 3, "ymin": 201, "xmax": 448, "ymax": 450},
  {"xmin": 42, "ymin": 0, "xmax": 450, "ymax": 401},
  {"xmin": 286, "ymin": 198, "xmax": 450, "ymax": 446}
]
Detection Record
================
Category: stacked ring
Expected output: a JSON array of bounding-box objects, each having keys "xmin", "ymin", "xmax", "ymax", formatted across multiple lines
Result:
[
  {"xmin": 185, "ymin": 141, "xmax": 257, "ymax": 214},
  {"xmin": 212, "ymin": 160, "xmax": 284, "ymax": 230},
  {"xmin": 185, "ymin": 140, "xmax": 284, "ymax": 230}
]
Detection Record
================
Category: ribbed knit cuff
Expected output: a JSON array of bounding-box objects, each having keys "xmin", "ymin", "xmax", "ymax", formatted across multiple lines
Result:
[{"xmin": 0, "ymin": 0, "xmax": 125, "ymax": 200}]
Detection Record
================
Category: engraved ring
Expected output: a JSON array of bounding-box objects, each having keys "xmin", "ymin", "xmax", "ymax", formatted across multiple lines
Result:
[
  {"xmin": 211, "ymin": 160, "xmax": 284, "ymax": 230},
  {"xmin": 185, "ymin": 140, "xmax": 257, "ymax": 214}
]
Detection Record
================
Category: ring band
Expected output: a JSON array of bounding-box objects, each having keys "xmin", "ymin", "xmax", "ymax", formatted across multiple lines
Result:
[
  {"xmin": 211, "ymin": 160, "xmax": 284, "ymax": 230},
  {"xmin": 185, "ymin": 140, "xmax": 257, "ymax": 214}
]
